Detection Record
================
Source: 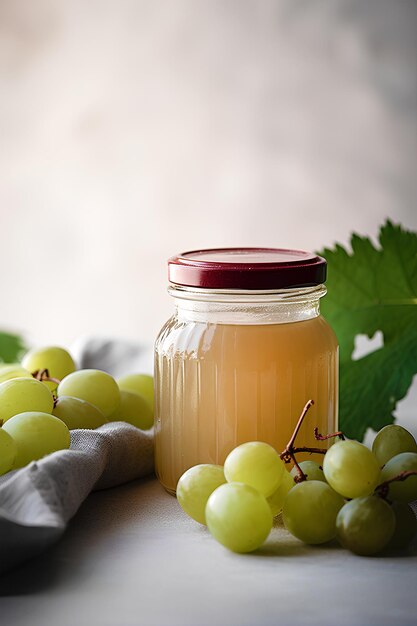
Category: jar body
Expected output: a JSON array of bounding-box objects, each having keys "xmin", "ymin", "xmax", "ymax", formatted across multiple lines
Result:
[{"xmin": 155, "ymin": 288, "xmax": 338, "ymax": 494}]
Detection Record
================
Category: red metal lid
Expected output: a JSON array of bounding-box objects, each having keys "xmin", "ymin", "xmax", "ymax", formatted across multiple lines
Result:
[{"xmin": 168, "ymin": 248, "xmax": 326, "ymax": 290}]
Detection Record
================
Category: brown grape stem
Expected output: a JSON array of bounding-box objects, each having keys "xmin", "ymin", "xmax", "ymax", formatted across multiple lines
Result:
[
  {"xmin": 280, "ymin": 400, "xmax": 316, "ymax": 483},
  {"xmin": 279, "ymin": 400, "xmax": 344, "ymax": 483},
  {"xmin": 32, "ymin": 369, "xmax": 61, "ymax": 386},
  {"xmin": 314, "ymin": 427, "xmax": 345, "ymax": 441},
  {"xmin": 375, "ymin": 470, "xmax": 417, "ymax": 500},
  {"xmin": 292, "ymin": 446, "xmax": 328, "ymax": 456},
  {"xmin": 287, "ymin": 400, "xmax": 314, "ymax": 451}
]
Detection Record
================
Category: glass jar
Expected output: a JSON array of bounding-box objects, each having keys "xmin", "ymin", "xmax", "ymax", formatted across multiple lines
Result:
[{"xmin": 155, "ymin": 248, "xmax": 338, "ymax": 495}]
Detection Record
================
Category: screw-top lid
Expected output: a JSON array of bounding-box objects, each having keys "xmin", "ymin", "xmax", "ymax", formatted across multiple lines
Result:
[{"xmin": 168, "ymin": 248, "xmax": 326, "ymax": 290}]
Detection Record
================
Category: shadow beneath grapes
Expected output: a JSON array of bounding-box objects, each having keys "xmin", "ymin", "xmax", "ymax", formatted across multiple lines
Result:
[
  {"xmin": 380, "ymin": 545, "xmax": 417, "ymax": 559},
  {"xmin": 255, "ymin": 540, "xmax": 312, "ymax": 558},
  {"xmin": 259, "ymin": 533, "xmax": 417, "ymax": 559},
  {"xmin": 272, "ymin": 513, "xmax": 284, "ymax": 528},
  {"xmin": 270, "ymin": 512, "xmax": 417, "ymax": 558},
  {"xmin": 256, "ymin": 528, "xmax": 340, "ymax": 558}
]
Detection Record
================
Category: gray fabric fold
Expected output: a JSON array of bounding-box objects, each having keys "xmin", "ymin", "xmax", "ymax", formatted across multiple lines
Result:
[{"xmin": 0, "ymin": 422, "xmax": 154, "ymax": 574}]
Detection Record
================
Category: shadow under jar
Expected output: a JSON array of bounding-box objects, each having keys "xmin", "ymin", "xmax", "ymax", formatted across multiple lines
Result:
[{"xmin": 155, "ymin": 248, "xmax": 339, "ymax": 495}]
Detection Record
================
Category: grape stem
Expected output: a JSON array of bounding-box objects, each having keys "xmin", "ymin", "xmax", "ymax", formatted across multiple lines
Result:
[
  {"xmin": 279, "ymin": 400, "xmax": 329, "ymax": 482},
  {"xmin": 314, "ymin": 427, "xmax": 345, "ymax": 441},
  {"xmin": 375, "ymin": 470, "xmax": 417, "ymax": 499},
  {"xmin": 285, "ymin": 399, "xmax": 315, "ymax": 452},
  {"xmin": 292, "ymin": 446, "xmax": 329, "ymax": 456},
  {"xmin": 32, "ymin": 369, "xmax": 61, "ymax": 386}
]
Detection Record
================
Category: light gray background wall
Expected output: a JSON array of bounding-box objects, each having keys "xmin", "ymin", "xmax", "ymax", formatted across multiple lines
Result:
[{"xmin": 0, "ymin": 0, "xmax": 416, "ymax": 351}]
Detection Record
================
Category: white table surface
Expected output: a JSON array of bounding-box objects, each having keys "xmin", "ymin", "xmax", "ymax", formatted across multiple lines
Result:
[{"xmin": 0, "ymin": 476, "xmax": 416, "ymax": 626}]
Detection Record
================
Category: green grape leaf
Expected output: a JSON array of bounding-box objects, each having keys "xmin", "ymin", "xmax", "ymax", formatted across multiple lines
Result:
[
  {"xmin": 319, "ymin": 220, "xmax": 417, "ymax": 441},
  {"xmin": 0, "ymin": 331, "xmax": 26, "ymax": 364}
]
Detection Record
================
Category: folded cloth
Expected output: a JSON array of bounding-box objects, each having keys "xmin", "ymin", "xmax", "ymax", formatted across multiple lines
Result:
[{"xmin": 0, "ymin": 337, "xmax": 155, "ymax": 574}]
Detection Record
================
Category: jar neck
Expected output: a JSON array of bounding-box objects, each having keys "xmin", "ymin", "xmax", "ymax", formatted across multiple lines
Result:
[{"xmin": 169, "ymin": 285, "xmax": 326, "ymax": 325}]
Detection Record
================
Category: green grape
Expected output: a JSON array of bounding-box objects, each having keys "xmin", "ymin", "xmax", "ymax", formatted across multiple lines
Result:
[
  {"xmin": 0, "ymin": 428, "xmax": 17, "ymax": 475},
  {"xmin": 118, "ymin": 374, "xmax": 154, "ymax": 412},
  {"xmin": 372, "ymin": 424, "xmax": 417, "ymax": 466},
  {"xmin": 224, "ymin": 441, "xmax": 285, "ymax": 498},
  {"xmin": 388, "ymin": 502, "xmax": 417, "ymax": 550},
  {"xmin": 22, "ymin": 346, "xmax": 76, "ymax": 393},
  {"xmin": 177, "ymin": 464, "xmax": 226, "ymax": 524},
  {"xmin": 283, "ymin": 480, "xmax": 344, "ymax": 544},
  {"xmin": 267, "ymin": 469, "xmax": 294, "ymax": 517},
  {"xmin": 53, "ymin": 396, "xmax": 108, "ymax": 430},
  {"xmin": 0, "ymin": 364, "xmax": 32, "ymax": 384},
  {"xmin": 323, "ymin": 440, "xmax": 380, "ymax": 499},
  {"xmin": 290, "ymin": 460, "xmax": 326, "ymax": 483},
  {"xmin": 58, "ymin": 369, "xmax": 120, "ymax": 419},
  {"xmin": 0, "ymin": 378, "xmax": 54, "ymax": 423},
  {"xmin": 22, "ymin": 346, "xmax": 76, "ymax": 381},
  {"xmin": 380, "ymin": 452, "xmax": 417, "ymax": 502},
  {"xmin": 205, "ymin": 482, "xmax": 273, "ymax": 553},
  {"xmin": 3, "ymin": 411, "xmax": 71, "ymax": 468},
  {"xmin": 113, "ymin": 390, "xmax": 153, "ymax": 430},
  {"xmin": 336, "ymin": 496, "xmax": 395, "ymax": 556}
]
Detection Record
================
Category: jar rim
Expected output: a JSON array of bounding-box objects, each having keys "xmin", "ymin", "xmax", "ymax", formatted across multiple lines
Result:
[
  {"xmin": 168, "ymin": 247, "xmax": 326, "ymax": 290},
  {"xmin": 168, "ymin": 284, "xmax": 327, "ymax": 304}
]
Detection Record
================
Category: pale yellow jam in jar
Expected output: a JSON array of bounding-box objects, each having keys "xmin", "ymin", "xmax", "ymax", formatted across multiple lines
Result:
[{"xmin": 155, "ymin": 249, "xmax": 338, "ymax": 495}]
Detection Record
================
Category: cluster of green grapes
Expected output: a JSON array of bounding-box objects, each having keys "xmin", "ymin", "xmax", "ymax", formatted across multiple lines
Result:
[
  {"xmin": 0, "ymin": 346, "xmax": 154, "ymax": 476},
  {"xmin": 177, "ymin": 422, "xmax": 417, "ymax": 556}
]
